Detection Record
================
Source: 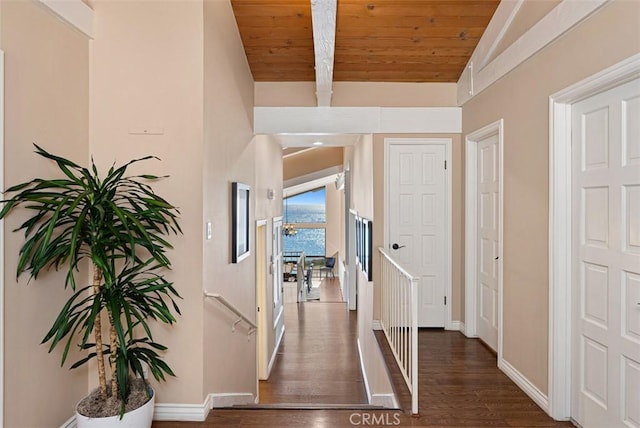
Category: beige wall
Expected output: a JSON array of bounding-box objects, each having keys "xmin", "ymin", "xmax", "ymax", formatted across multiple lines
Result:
[
  {"xmin": 90, "ymin": 0, "xmax": 272, "ymax": 406},
  {"xmin": 462, "ymin": 0, "xmax": 640, "ymax": 394},
  {"xmin": 255, "ymin": 82, "xmax": 458, "ymax": 107},
  {"xmin": 202, "ymin": 0, "xmax": 269, "ymax": 399},
  {"xmin": 325, "ymin": 183, "xmax": 343, "ymax": 258},
  {"xmin": 283, "ymin": 146, "xmax": 343, "ymax": 182},
  {"xmin": 90, "ymin": 0, "xmax": 206, "ymax": 403},
  {"xmin": 372, "ymin": 134, "xmax": 464, "ymax": 322},
  {"xmin": 345, "ymin": 135, "xmax": 395, "ymax": 398},
  {"xmin": 253, "ymin": 134, "xmax": 284, "ymax": 371},
  {"xmin": 1, "ymin": 2, "xmax": 90, "ymax": 426}
]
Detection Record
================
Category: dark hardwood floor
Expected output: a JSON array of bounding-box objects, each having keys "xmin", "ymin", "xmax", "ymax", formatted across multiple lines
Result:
[
  {"xmin": 155, "ymin": 286, "xmax": 573, "ymax": 427},
  {"xmin": 375, "ymin": 329, "xmax": 574, "ymax": 427},
  {"xmin": 259, "ymin": 278, "xmax": 367, "ymax": 404}
]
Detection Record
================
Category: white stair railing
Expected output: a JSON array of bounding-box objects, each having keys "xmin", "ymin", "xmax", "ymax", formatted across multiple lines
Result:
[
  {"xmin": 204, "ymin": 292, "xmax": 257, "ymax": 338},
  {"xmin": 378, "ymin": 247, "xmax": 419, "ymax": 414}
]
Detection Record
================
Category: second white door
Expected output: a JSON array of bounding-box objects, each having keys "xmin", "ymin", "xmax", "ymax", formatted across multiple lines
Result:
[{"xmin": 388, "ymin": 141, "xmax": 449, "ymax": 327}]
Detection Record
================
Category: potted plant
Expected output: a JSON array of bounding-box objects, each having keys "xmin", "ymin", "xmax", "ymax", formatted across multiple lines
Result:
[{"xmin": 0, "ymin": 145, "xmax": 182, "ymax": 426}]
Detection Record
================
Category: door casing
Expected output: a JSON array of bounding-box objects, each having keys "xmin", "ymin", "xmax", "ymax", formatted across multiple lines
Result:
[
  {"xmin": 256, "ymin": 220, "xmax": 268, "ymax": 382},
  {"xmin": 549, "ymin": 53, "xmax": 640, "ymax": 420},
  {"xmin": 0, "ymin": 49, "xmax": 5, "ymax": 428},
  {"xmin": 464, "ymin": 120, "xmax": 504, "ymax": 360}
]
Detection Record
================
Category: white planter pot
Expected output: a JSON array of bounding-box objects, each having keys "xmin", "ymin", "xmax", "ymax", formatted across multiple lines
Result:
[{"xmin": 75, "ymin": 389, "xmax": 154, "ymax": 428}]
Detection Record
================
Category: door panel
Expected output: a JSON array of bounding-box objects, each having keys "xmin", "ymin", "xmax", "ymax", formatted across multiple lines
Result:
[
  {"xmin": 572, "ymin": 78, "xmax": 640, "ymax": 428},
  {"xmin": 476, "ymin": 134, "xmax": 499, "ymax": 351},
  {"xmin": 389, "ymin": 143, "xmax": 447, "ymax": 327}
]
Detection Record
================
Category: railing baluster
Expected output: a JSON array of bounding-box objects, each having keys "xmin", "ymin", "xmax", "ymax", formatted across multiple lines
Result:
[{"xmin": 377, "ymin": 248, "xmax": 419, "ymax": 415}]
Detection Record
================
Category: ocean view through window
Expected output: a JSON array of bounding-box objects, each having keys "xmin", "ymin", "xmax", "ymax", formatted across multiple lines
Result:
[{"xmin": 283, "ymin": 187, "xmax": 326, "ymax": 257}]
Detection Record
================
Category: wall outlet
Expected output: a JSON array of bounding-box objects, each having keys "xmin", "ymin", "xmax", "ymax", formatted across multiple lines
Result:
[{"xmin": 206, "ymin": 222, "xmax": 212, "ymax": 240}]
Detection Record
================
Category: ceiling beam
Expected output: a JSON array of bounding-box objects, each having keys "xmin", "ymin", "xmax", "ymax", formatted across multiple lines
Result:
[
  {"xmin": 254, "ymin": 107, "xmax": 462, "ymax": 134},
  {"xmin": 310, "ymin": 0, "xmax": 337, "ymax": 107}
]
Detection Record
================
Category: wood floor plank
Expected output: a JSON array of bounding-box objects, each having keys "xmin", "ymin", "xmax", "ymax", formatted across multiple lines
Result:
[
  {"xmin": 258, "ymin": 286, "xmax": 367, "ymax": 405},
  {"xmin": 154, "ymin": 315, "xmax": 574, "ymax": 427}
]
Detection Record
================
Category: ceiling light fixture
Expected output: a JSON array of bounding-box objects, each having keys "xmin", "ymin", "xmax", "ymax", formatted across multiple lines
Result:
[{"xmin": 313, "ymin": 141, "xmax": 324, "ymax": 146}]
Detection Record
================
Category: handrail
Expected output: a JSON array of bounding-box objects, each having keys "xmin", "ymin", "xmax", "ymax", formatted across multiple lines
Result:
[
  {"xmin": 378, "ymin": 247, "xmax": 419, "ymax": 415},
  {"xmin": 204, "ymin": 292, "xmax": 257, "ymax": 337},
  {"xmin": 378, "ymin": 248, "xmax": 418, "ymax": 281}
]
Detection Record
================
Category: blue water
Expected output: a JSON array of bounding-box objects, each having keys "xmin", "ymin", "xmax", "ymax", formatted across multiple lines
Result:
[{"xmin": 283, "ymin": 204, "xmax": 325, "ymax": 256}]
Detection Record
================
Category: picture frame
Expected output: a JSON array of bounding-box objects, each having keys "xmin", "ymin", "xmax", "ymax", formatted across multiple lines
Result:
[
  {"xmin": 232, "ymin": 182, "xmax": 250, "ymax": 263},
  {"xmin": 365, "ymin": 219, "xmax": 373, "ymax": 281},
  {"xmin": 355, "ymin": 214, "xmax": 362, "ymax": 266},
  {"xmin": 355, "ymin": 215, "xmax": 373, "ymax": 281}
]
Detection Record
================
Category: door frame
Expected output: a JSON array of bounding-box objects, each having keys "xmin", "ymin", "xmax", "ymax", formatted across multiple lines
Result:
[
  {"xmin": 255, "ymin": 219, "xmax": 269, "ymax": 382},
  {"xmin": 348, "ymin": 208, "xmax": 357, "ymax": 310},
  {"xmin": 464, "ymin": 119, "xmax": 504, "ymax": 361},
  {"xmin": 0, "ymin": 49, "xmax": 5, "ymax": 428},
  {"xmin": 548, "ymin": 53, "xmax": 640, "ymax": 420},
  {"xmin": 272, "ymin": 216, "xmax": 284, "ymax": 329},
  {"xmin": 384, "ymin": 138, "xmax": 453, "ymax": 329}
]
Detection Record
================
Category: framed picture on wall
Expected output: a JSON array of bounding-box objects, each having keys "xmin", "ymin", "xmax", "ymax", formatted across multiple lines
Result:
[
  {"xmin": 366, "ymin": 219, "xmax": 373, "ymax": 281},
  {"xmin": 355, "ymin": 214, "xmax": 361, "ymax": 266},
  {"xmin": 232, "ymin": 182, "xmax": 250, "ymax": 263}
]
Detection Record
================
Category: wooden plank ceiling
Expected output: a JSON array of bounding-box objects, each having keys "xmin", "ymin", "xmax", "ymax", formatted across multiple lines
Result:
[{"xmin": 231, "ymin": 0, "xmax": 500, "ymax": 83}]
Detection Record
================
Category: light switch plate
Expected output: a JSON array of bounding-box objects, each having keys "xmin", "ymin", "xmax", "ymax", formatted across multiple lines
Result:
[{"xmin": 206, "ymin": 222, "xmax": 212, "ymax": 240}]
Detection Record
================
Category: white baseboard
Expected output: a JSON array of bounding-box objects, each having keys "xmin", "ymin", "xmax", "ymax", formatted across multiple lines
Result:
[
  {"xmin": 499, "ymin": 357, "xmax": 550, "ymax": 415},
  {"xmin": 210, "ymin": 392, "xmax": 255, "ymax": 408},
  {"xmin": 372, "ymin": 320, "xmax": 382, "ymax": 331},
  {"xmin": 60, "ymin": 415, "xmax": 77, "ymax": 428},
  {"xmin": 371, "ymin": 393, "xmax": 399, "ymax": 409},
  {"xmin": 448, "ymin": 320, "xmax": 464, "ymax": 332},
  {"xmin": 154, "ymin": 394, "xmax": 212, "ymax": 421},
  {"xmin": 267, "ymin": 325, "xmax": 285, "ymax": 377},
  {"xmin": 357, "ymin": 338, "xmax": 372, "ymax": 404},
  {"xmin": 357, "ymin": 338, "xmax": 398, "ymax": 410}
]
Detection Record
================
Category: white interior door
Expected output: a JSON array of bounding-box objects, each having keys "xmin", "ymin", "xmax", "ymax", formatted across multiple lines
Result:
[
  {"xmin": 476, "ymin": 134, "xmax": 500, "ymax": 351},
  {"xmin": 388, "ymin": 143, "xmax": 448, "ymax": 327},
  {"xmin": 272, "ymin": 218, "xmax": 283, "ymax": 327},
  {"xmin": 571, "ymin": 78, "xmax": 640, "ymax": 428}
]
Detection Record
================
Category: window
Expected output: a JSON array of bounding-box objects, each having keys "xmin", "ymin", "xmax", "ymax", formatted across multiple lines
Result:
[{"xmin": 283, "ymin": 187, "xmax": 326, "ymax": 256}]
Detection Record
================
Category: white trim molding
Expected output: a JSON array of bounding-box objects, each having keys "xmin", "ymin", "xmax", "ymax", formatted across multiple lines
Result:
[
  {"xmin": 59, "ymin": 415, "xmax": 76, "ymax": 428},
  {"xmin": 36, "ymin": 0, "xmax": 94, "ymax": 39},
  {"xmin": 464, "ymin": 120, "xmax": 504, "ymax": 360},
  {"xmin": 499, "ymin": 357, "xmax": 549, "ymax": 414},
  {"xmin": 357, "ymin": 338, "xmax": 373, "ymax": 404},
  {"xmin": 154, "ymin": 394, "xmax": 214, "ymax": 421},
  {"xmin": 0, "ymin": 49, "xmax": 4, "ymax": 428},
  {"xmin": 372, "ymin": 320, "xmax": 383, "ymax": 331},
  {"xmin": 458, "ymin": 0, "xmax": 610, "ymax": 105},
  {"xmin": 548, "ymin": 53, "xmax": 640, "ymax": 421},
  {"xmin": 267, "ymin": 324, "xmax": 285, "ymax": 377},
  {"xmin": 384, "ymin": 138, "xmax": 454, "ymax": 330},
  {"xmin": 209, "ymin": 392, "xmax": 255, "ymax": 408},
  {"xmin": 255, "ymin": 107, "xmax": 461, "ymax": 134},
  {"xmin": 371, "ymin": 394, "xmax": 399, "ymax": 409},
  {"xmin": 448, "ymin": 321, "xmax": 464, "ymax": 333},
  {"xmin": 357, "ymin": 338, "xmax": 398, "ymax": 408}
]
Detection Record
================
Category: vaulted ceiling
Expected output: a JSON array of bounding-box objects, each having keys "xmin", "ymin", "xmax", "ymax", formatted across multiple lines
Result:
[{"xmin": 231, "ymin": 0, "xmax": 501, "ymax": 83}]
